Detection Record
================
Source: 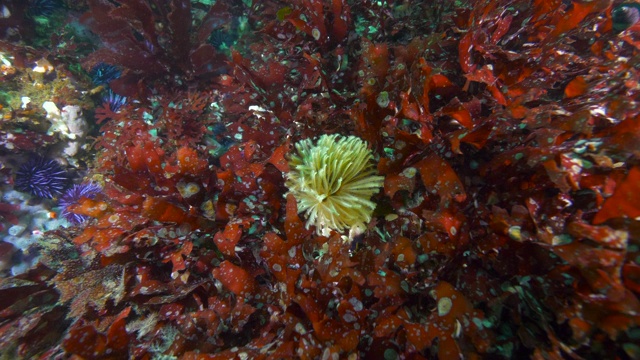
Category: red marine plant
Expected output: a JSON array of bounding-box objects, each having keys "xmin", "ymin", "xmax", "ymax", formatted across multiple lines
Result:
[
  {"xmin": 80, "ymin": 0, "xmax": 232, "ymax": 96},
  {"xmin": 0, "ymin": 0, "xmax": 639, "ymax": 359}
]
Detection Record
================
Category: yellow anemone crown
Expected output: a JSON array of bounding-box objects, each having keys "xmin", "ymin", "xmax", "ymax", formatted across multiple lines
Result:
[{"xmin": 285, "ymin": 134, "xmax": 384, "ymax": 236}]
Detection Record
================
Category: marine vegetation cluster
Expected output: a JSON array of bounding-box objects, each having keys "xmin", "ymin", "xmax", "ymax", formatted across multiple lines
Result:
[{"xmin": 0, "ymin": 0, "xmax": 639, "ymax": 359}]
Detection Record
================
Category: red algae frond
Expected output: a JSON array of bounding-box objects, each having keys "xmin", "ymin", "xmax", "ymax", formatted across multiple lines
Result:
[{"xmin": 2, "ymin": 0, "xmax": 640, "ymax": 359}]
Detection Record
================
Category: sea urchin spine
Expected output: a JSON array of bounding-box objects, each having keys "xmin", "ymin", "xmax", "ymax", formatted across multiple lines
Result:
[
  {"xmin": 58, "ymin": 182, "xmax": 103, "ymax": 224},
  {"xmin": 14, "ymin": 157, "xmax": 67, "ymax": 199}
]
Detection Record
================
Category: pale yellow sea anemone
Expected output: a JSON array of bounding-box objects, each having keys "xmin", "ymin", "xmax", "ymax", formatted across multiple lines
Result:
[{"xmin": 285, "ymin": 134, "xmax": 384, "ymax": 236}]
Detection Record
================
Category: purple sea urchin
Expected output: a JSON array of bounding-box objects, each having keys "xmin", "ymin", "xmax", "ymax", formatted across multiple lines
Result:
[
  {"xmin": 102, "ymin": 89, "xmax": 127, "ymax": 112},
  {"xmin": 14, "ymin": 157, "xmax": 67, "ymax": 199},
  {"xmin": 59, "ymin": 182, "xmax": 102, "ymax": 224},
  {"xmin": 27, "ymin": 0, "xmax": 61, "ymax": 17},
  {"xmin": 89, "ymin": 63, "xmax": 121, "ymax": 86}
]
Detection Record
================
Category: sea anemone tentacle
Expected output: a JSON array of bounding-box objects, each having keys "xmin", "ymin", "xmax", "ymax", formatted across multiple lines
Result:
[{"xmin": 285, "ymin": 134, "xmax": 384, "ymax": 236}]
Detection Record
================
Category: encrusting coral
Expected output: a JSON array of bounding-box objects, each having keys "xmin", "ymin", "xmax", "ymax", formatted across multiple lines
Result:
[{"xmin": 285, "ymin": 134, "xmax": 384, "ymax": 236}]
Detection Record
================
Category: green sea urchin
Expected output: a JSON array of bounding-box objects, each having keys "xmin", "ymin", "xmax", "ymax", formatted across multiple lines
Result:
[{"xmin": 285, "ymin": 134, "xmax": 384, "ymax": 236}]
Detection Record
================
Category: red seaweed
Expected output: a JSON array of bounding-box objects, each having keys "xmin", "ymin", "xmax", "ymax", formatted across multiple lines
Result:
[{"xmin": 1, "ymin": 0, "xmax": 639, "ymax": 359}]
